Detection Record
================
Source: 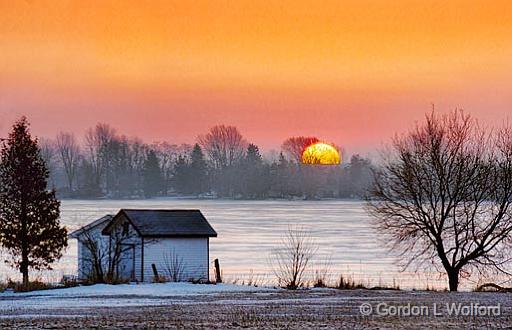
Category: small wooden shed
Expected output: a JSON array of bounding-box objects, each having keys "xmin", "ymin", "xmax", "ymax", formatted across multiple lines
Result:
[{"xmin": 70, "ymin": 209, "xmax": 217, "ymax": 282}]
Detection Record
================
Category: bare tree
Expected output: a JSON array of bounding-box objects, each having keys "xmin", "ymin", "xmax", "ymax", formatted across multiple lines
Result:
[
  {"xmin": 270, "ymin": 226, "xmax": 318, "ymax": 289},
  {"xmin": 39, "ymin": 138, "xmax": 57, "ymax": 188},
  {"xmin": 198, "ymin": 125, "xmax": 247, "ymax": 170},
  {"xmin": 281, "ymin": 136, "xmax": 319, "ymax": 163},
  {"xmin": 105, "ymin": 223, "xmax": 144, "ymax": 283},
  {"xmin": 162, "ymin": 249, "xmax": 186, "ymax": 282},
  {"xmin": 367, "ymin": 110, "xmax": 512, "ymax": 291},
  {"xmin": 151, "ymin": 142, "xmax": 193, "ymax": 194},
  {"xmin": 76, "ymin": 230, "xmax": 109, "ymax": 283},
  {"xmin": 84, "ymin": 123, "xmax": 117, "ymax": 191},
  {"xmin": 56, "ymin": 132, "xmax": 81, "ymax": 191},
  {"xmin": 79, "ymin": 222, "xmax": 151, "ymax": 283}
]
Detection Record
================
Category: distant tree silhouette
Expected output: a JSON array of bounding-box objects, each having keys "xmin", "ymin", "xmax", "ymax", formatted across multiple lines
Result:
[
  {"xmin": 84, "ymin": 123, "xmax": 116, "ymax": 194},
  {"xmin": 39, "ymin": 138, "xmax": 58, "ymax": 189},
  {"xmin": 270, "ymin": 152, "xmax": 293, "ymax": 198},
  {"xmin": 281, "ymin": 136, "xmax": 319, "ymax": 163},
  {"xmin": 0, "ymin": 117, "xmax": 67, "ymax": 286},
  {"xmin": 142, "ymin": 150, "xmax": 163, "ymax": 198},
  {"xmin": 198, "ymin": 125, "xmax": 248, "ymax": 196},
  {"xmin": 241, "ymin": 144, "xmax": 269, "ymax": 198},
  {"xmin": 35, "ymin": 123, "xmax": 377, "ymax": 200},
  {"xmin": 198, "ymin": 125, "xmax": 247, "ymax": 170},
  {"xmin": 151, "ymin": 142, "xmax": 186, "ymax": 194},
  {"xmin": 56, "ymin": 132, "xmax": 81, "ymax": 192},
  {"xmin": 189, "ymin": 144, "xmax": 208, "ymax": 195},
  {"xmin": 172, "ymin": 155, "xmax": 190, "ymax": 194},
  {"xmin": 107, "ymin": 136, "xmax": 135, "ymax": 197},
  {"xmin": 246, "ymin": 143, "xmax": 263, "ymax": 165},
  {"xmin": 77, "ymin": 158, "xmax": 102, "ymax": 197},
  {"xmin": 339, "ymin": 155, "xmax": 373, "ymax": 198}
]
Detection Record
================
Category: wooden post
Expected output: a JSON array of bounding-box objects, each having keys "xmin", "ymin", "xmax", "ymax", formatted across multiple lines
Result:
[
  {"xmin": 151, "ymin": 263, "xmax": 159, "ymax": 282},
  {"xmin": 214, "ymin": 258, "xmax": 222, "ymax": 283},
  {"xmin": 141, "ymin": 238, "xmax": 144, "ymax": 282}
]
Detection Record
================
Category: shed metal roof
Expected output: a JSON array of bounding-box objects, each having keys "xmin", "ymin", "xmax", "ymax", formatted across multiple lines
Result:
[
  {"xmin": 69, "ymin": 215, "xmax": 113, "ymax": 239},
  {"xmin": 102, "ymin": 209, "xmax": 217, "ymax": 238}
]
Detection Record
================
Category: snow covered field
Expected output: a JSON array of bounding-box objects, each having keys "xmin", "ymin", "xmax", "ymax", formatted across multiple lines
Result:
[
  {"xmin": 1, "ymin": 283, "xmax": 511, "ymax": 328},
  {"xmin": 0, "ymin": 283, "xmax": 275, "ymax": 310}
]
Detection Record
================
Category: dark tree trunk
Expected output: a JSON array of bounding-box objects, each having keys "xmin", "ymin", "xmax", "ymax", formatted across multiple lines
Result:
[
  {"xmin": 448, "ymin": 269, "xmax": 459, "ymax": 292},
  {"xmin": 21, "ymin": 242, "xmax": 29, "ymax": 286},
  {"xmin": 21, "ymin": 210, "xmax": 29, "ymax": 286},
  {"xmin": 21, "ymin": 260, "xmax": 29, "ymax": 286}
]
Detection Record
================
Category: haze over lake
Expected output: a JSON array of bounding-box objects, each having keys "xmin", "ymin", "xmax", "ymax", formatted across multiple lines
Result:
[{"xmin": 0, "ymin": 199, "xmax": 448, "ymax": 289}]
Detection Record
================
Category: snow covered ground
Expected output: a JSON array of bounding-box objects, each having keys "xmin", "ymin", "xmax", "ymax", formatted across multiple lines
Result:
[
  {"xmin": 0, "ymin": 283, "xmax": 276, "ymax": 310},
  {"xmin": 1, "ymin": 283, "xmax": 511, "ymax": 328},
  {"xmin": 2, "ymin": 282, "xmax": 274, "ymax": 298}
]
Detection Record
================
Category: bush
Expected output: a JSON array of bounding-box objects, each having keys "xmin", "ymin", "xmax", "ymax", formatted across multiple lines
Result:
[
  {"xmin": 337, "ymin": 274, "xmax": 366, "ymax": 290},
  {"xmin": 14, "ymin": 280, "xmax": 54, "ymax": 292},
  {"xmin": 60, "ymin": 275, "xmax": 80, "ymax": 288},
  {"xmin": 103, "ymin": 274, "xmax": 130, "ymax": 285},
  {"xmin": 152, "ymin": 275, "xmax": 169, "ymax": 283},
  {"xmin": 189, "ymin": 278, "xmax": 213, "ymax": 284},
  {"xmin": 0, "ymin": 278, "xmax": 24, "ymax": 292},
  {"xmin": 313, "ymin": 278, "xmax": 327, "ymax": 288},
  {"xmin": 313, "ymin": 258, "xmax": 332, "ymax": 288}
]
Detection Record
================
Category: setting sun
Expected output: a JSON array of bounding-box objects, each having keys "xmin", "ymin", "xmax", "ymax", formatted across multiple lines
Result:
[{"xmin": 301, "ymin": 142, "xmax": 341, "ymax": 165}]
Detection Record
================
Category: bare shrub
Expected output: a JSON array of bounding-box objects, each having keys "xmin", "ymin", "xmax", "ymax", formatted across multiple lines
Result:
[
  {"xmin": 313, "ymin": 256, "xmax": 332, "ymax": 288},
  {"xmin": 163, "ymin": 249, "xmax": 186, "ymax": 282},
  {"xmin": 270, "ymin": 226, "xmax": 318, "ymax": 289},
  {"xmin": 337, "ymin": 274, "xmax": 366, "ymax": 290}
]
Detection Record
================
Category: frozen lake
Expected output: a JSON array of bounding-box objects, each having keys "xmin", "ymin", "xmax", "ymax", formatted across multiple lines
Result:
[{"xmin": 0, "ymin": 199, "xmax": 448, "ymax": 289}]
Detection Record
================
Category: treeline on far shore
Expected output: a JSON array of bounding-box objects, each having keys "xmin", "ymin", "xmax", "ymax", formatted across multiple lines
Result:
[{"xmin": 40, "ymin": 123, "xmax": 374, "ymax": 200}]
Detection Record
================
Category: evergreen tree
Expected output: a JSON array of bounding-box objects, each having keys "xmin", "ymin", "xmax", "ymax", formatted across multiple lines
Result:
[
  {"xmin": 172, "ymin": 155, "xmax": 190, "ymax": 194},
  {"xmin": 142, "ymin": 150, "xmax": 163, "ymax": 197},
  {"xmin": 189, "ymin": 144, "xmax": 208, "ymax": 194},
  {"xmin": 274, "ymin": 152, "xmax": 295, "ymax": 197},
  {"xmin": 0, "ymin": 117, "xmax": 67, "ymax": 286},
  {"xmin": 242, "ymin": 144, "xmax": 268, "ymax": 198},
  {"xmin": 246, "ymin": 143, "xmax": 263, "ymax": 165}
]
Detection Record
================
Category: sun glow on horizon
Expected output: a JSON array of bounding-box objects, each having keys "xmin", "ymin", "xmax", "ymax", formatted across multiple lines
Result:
[
  {"xmin": 301, "ymin": 142, "xmax": 341, "ymax": 165},
  {"xmin": 1, "ymin": 1, "xmax": 512, "ymax": 148}
]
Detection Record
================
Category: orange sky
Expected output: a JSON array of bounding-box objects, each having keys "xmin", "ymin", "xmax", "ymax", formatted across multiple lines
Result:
[{"xmin": 1, "ymin": 0, "xmax": 512, "ymax": 153}]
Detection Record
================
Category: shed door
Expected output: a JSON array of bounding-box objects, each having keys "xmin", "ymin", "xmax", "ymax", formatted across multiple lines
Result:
[{"xmin": 119, "ymin": 244, "xmax": 135, "ymax": 281}]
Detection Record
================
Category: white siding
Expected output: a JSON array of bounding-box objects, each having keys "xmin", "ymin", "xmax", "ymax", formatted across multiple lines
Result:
[
  {"xmin": 141, "ymin": 238, "xmax": 209, "ymax": 282},
  {"xmin": 76, "ymin": 225, "xmax": 110, "ymax": 280},
  {"xmin": 74, "ymin": 214, "xmax": 213, "ymax": 283}
]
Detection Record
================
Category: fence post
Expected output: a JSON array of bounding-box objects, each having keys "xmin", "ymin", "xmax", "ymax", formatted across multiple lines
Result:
[
  {"xmin": 151, "ymin": 263, "xmax": 159, "ymax": 282},
  {"xmin": 214, "ymin": 258, "xmax": 222, "ymax": 283}
]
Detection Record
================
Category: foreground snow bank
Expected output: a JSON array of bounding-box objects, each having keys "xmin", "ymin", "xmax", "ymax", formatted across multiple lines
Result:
[{"xmin": 2, "ymin": 282, "xmax": 275, "ymax": 298}]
